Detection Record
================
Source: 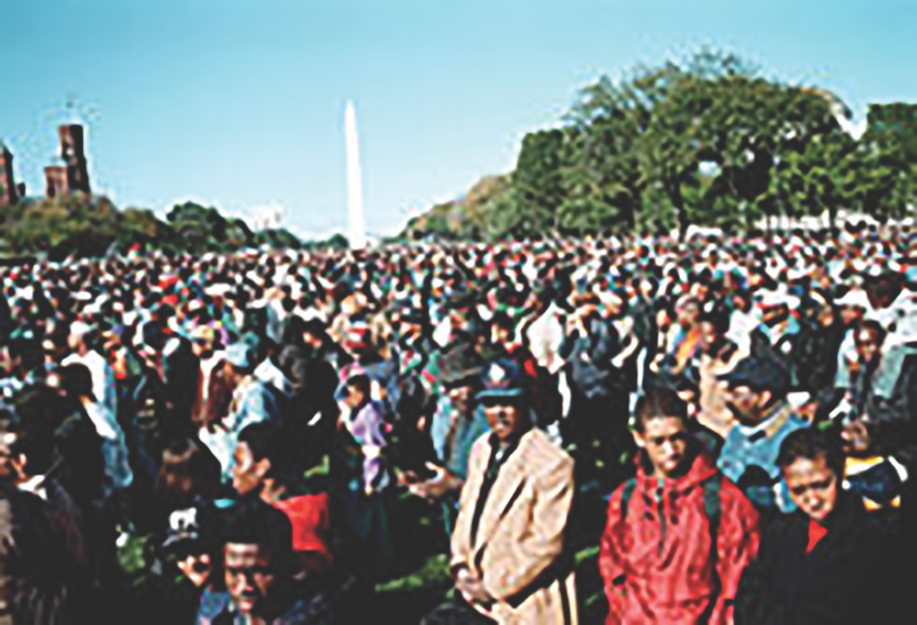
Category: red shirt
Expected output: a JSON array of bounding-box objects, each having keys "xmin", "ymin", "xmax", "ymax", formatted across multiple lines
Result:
[
  {"xmin": 273, "ymin": 493, "xmax": 333, "ymax": 565},
  {"xmin": 807, "ymin": 518, "xmax": 828, "ymax": 554}
]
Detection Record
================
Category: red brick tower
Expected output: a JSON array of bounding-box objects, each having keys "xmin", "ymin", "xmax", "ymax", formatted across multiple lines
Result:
[
  {"xmin": 45, "ymin": 164, "xmax": 68, "ymax": 199},
  {"xmin": 59, "ymin": 124, "xmax": 91, "ymax": 196},
  {"xmin": 0, "ymin": 142, "xmax": 19, "ymax": 206}
]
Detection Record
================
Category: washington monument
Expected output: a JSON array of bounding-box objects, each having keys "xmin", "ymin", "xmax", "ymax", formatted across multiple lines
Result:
[{"xmin": 344, "ymin": 100, "xmax": 367, "ymax": 249}]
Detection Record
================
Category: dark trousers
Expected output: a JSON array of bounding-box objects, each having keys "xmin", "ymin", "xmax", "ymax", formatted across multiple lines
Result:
[{"xmin": 421, "ymin": 593, "xmax": 497, "ymax": 625}]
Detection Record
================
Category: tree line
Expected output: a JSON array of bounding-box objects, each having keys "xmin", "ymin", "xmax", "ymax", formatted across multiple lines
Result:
[
  {"xmin": 401, "ymin": 49, "xmax": 916, "ymax": 240},
  {"xmin": 0, "ymin": 197, "xmax": 349, "ymax": 261}
]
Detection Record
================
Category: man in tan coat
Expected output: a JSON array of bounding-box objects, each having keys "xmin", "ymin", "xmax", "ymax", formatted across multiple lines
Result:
[{"xmin": 423, "ymin": 359, "xmax": 578, "ymax": 625}]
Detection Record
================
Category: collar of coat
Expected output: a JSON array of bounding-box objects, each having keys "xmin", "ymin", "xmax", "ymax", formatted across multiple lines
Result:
[
  {"xmin": 469, "ymin": 427, "xmax": 554, "ymax": 553},
  {"xmin": 633, "ymin": 437, "xmax": 719, "ymax": 495}
]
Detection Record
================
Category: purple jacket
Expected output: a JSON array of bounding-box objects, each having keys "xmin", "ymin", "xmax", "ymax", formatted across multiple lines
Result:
[{"xmin": 346, "ymin": 401, "xmax": 390, "ymax": 490}]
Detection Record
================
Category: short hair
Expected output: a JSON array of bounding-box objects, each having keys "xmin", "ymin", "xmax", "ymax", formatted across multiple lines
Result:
[
  {"xmin": 490, "ymin": 311, "xmax": 515, "ymax": 333},
  {"xmin": 854, "ymin": 318, "xmax": 886, "ymax": 347},
  {"xmin": 634, "ymin": 387, "xmax": 689, "ymax": 434},
  {"xmin": 776, "ymin": 427, "xmax": 845, "ymax": 479},
  {"xmin": 156, "ymin": 437, "xmax": 221, "ymax": 504},
  {"xmin": 346, "ymin": 373, "xmax": 371, "ymax": 398},
  {"xmin": 237, "ymin": 421, "xmax": 290, "ymax": 476},
  {"xmin": 58, "ymin": 364, "xmax": 96, "ymax": 402},
  {"xmin": 220, "ymin": 497, "xmax": 295, "ymax": 571},
  {"xmin": 698, "ymin": 309, "xmax": 730, "ymax": 335}
]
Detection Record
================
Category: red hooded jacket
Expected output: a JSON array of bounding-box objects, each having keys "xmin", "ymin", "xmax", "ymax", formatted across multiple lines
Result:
[{"xmin": 599, "ymin": 444, "xmax": 760, "ymax": 624}]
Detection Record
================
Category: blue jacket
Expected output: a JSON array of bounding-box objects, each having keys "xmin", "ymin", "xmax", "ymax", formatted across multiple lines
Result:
[
  {"xmin": 717, "ymin": 400, "xmax": 808, "ymax": 513},
  {"xmin": 560, "ymin": 315, "xmax": 624, "ymax": 399}
]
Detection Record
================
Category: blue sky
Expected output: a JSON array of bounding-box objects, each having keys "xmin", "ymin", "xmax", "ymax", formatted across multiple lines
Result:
[{"xmin": 0, "ymin": 0, "xmax": 913, "ymax": 239}]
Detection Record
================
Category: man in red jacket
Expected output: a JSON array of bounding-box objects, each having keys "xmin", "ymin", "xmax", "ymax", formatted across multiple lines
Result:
[{"xmin": 599, "ymin": 387, "xmax": 760, "ymax": 624}]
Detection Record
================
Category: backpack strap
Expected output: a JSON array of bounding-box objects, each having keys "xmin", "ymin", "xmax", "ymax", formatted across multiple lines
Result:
[
  {"xmin": 619, "ymin": 477, "xmax": 637, "ymax": 523},
  {"xmin": 699, "ymin": 473, "xmax": 723, "ymax": 624},
  {"xmin": 703, "ymin": 473, "xmax": 722, "ymax": 550}
]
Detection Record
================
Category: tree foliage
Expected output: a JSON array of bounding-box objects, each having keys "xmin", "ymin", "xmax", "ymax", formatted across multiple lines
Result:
[
  {"xmin": 402, "ymin": 48, "xmax": 915, "ymax": 240},
  {"xmin": 0, "ymin": 197, "xmax": 316, "ymax": 259}
]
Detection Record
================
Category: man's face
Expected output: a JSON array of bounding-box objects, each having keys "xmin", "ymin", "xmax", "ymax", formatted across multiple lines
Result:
[
  {"xmin": 726, "ymin": 385, "xmax": 770, "ymax": 425},
  {"xmin": 783, "ymin": 454, "xmax": 839, "ymax": 522},
  {"xmin": 67, "ymin": 333, "xmax": 82, "ymax": 352},
  {"xmin": 840, "ymin": 305, "xmax": 864, "ymax": 326},
  {"xmin": 817, "ymin": 306, "xmax": 835, "ymax": 328},
  {"xmin": 232, "ymin": 441, "xmax": 268, "ymax": 497},
  {"xmin": 177, "ymin": 551, "xmax": 211, "ymax": 587},
  {"xmin": 699, "ymin": 321, "xmax": 720, "ymax": 353},
  {"xmin": 854, "ymin": 327, "xmax": 881, "ymax": 368},
  {"xmin": 448, "ymin": 385, "xmax": 470, "ymax": 410},
  {"xmin": 492, "ymin": 325, "xmax": 511, "ymax": 346},
  {"xmin": 634, "ymin": 416, "xmax": 689, "ymax": 478},
  {"xmin": 0, "ymin": 431, "xmax": 17, "ymax": 480},
  {"xmin": 224, "ymin": 543, "xmax": 276, "ymax": 617},
  {"xmin": 302, "ymin": 331, "xmax": 322, "ymax": 350},
  {"xmin": 677, "ymin": 303, "xmax": 699, "ymax": 328},
  {"xmin": 483, "ymin": 399, "xmax": 525, "ymax": 443}
]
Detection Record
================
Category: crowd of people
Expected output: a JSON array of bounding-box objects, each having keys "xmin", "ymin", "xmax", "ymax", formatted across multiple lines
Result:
[{"xmin": 0, "ymin": 222, "xmax": 914, "ymax": 624}]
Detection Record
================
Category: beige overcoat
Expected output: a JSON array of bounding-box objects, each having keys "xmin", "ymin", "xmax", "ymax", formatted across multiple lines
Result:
[{"xmin": 450, "ymin": 428, "xmax": 578, "ymax": 625}]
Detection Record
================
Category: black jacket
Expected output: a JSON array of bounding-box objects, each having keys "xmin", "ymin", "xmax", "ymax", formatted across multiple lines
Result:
[{"xmin": 734, "ymin": 492, "xmax": 905, "ymax": 625}]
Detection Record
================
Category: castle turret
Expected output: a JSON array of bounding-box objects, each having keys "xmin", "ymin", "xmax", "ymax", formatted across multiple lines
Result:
[
  {"xmin": 0, "ymin": 141, "xmax": 19, "ymax": 206},
  {"xmin": 58, "ymin": 124, "xmax": 91, "ymax": 196}
]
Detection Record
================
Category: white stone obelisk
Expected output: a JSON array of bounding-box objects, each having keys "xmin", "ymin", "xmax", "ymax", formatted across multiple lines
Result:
[{"xmin": 344, "ymin": 101, "xmax": 367, "ymax": 249}]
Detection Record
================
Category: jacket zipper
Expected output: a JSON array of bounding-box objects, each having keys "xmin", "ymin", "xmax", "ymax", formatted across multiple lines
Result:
[{"xmin": 657, "ymin": 483, "xmax": 667, "ymax": 558}]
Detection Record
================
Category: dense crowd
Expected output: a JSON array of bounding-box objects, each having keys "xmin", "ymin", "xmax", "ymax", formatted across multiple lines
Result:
[{"xmin": 0, "ymin": 223, "xmax": 914, "ymax": 624}]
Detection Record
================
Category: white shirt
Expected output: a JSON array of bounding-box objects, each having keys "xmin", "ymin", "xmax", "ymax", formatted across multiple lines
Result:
[
  {"xmin": 63, "ymin": 350, "xmax": 117, "ymax": 418},
  {"xmin": 526, "ymin": 303, "xmax": 565, "ymax": 374},
  {"xmin": 255, "ymin": 358, "xmax": 295, "ymax": 399}
]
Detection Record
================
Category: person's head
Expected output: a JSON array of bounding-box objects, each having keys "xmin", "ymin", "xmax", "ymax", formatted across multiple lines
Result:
[
  {"xmin": 300, "ymin": 319, "xmax": 326, "ymax": 351},
  {"xmin": 0, "ymin": 406, "xmax": 21, "ymax": 481},
  {"xmin": 232, "ymin": 422, "xmax": 287, "ymax": 497},
  {"xmin": 732, "ymin": 291, "xmax": 751, "ymax": 314},
  {"xmin": 57, "ymin": 363, "xmax": 96, "ymax": 403},
  {"xmin": 776, "ymin": 427, "xmax": 844, "ymax": 522},
  {"xmin": 721, "ymin": 355, "xmax": 788, "ymax": 425},
  {"xmin": 835, "ymin": 288, "xmax": 869, "ymax": 326},
  {"xmin": 632, "ymin": 388, "xmax": 691, "ymax": 478},
  {"xmin": 443, "ymin": 369, "xmax": 481, "ymax": 413},
  {"xmin": 223, "ymin": 340, "xmax": 257, "ymax": 386},
  {"xmin": 698, "ymin": 310, "xmax": 729, "ymax": 354},
  {"xmin": 155, "ymin": 437, "xmax": 221, "ymax": 508},
  {"xmin": 342, "ymin": 373, "xmax": 371, "ymax": 410},
  {"xmin": 67, "ymin": 321, "xmax": 93, "ymax": 354},
  {"xmin": 221, "ymin": 498, "xmax": 296, "ymax": 619},
  {"xmin": 853, "ymin": 319, "xmax": 886, "ymax": 370},
  {"xmin": 476, "ymin": 360, "xmax": 531, "ymax": 443},
  {"xmin": 817, "ymin": 304, "xmax": 836, "ymax": 329},
  {"xmin": 490, "ymin": 312, "xmax": 515, "ymax": 347},
  {"xmin": 675, "ymin": 296, "xmax": 700, "ymax": 329},
  {"xmin": 190, "ymin": 326, "xmax": 217, "ymax": 359},
  {"xmin": 162, "ymin": 504, "xmax": 218, "ymax": 588}
]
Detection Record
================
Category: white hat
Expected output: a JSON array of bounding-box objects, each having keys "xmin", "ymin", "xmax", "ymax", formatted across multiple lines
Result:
[
  {"xmin": 835, "ymin": 288, "xmax": 870, "ymax": 309},
  {"xmin": 787, "ymin": 265, "xmax": 809, "ymax": 282},
  {"xmin": 70, "ymin": 321, "xmax": 94, "ymax": 338},
  {"xmin": 204, "ymin": 284, "xmax": 233, "ymax": 297}
]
